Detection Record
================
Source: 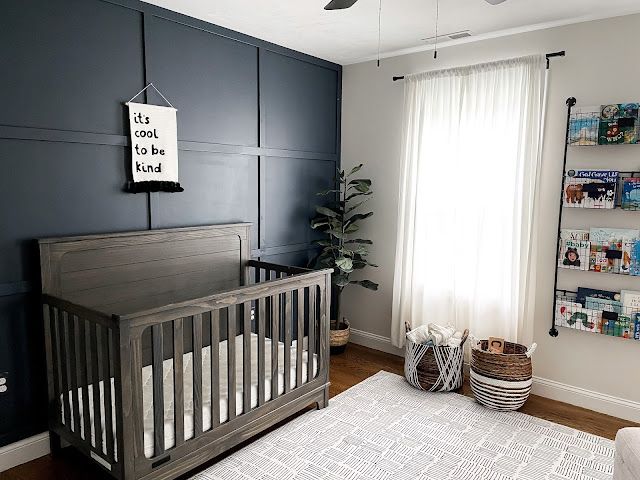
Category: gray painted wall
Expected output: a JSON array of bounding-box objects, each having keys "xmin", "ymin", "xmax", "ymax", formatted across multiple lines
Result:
[{"xmin": 0, "ymin": 0, "xmax": 341, "ymax": 447}]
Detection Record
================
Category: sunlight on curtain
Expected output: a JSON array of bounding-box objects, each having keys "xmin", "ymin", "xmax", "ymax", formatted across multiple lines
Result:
[{"xmin": 391, "ymin": 55, "xmax": 547, "ymax": 347}]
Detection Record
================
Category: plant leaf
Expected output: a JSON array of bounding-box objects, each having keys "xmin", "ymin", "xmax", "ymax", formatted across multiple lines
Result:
[
  {"xmin": 346, "ymin": 191, "xmax": 373, "ymax": 202},
  {"xmin": 310, "ymin": 218, "xmax": 329, "ymax": 229},
  {"xmin": 346, "ymin": 164, "xmax": 363, "ymax": 177},
  {"xmin": 345, "ymin": 239, "xmax": 373, "ymax": 245},
  {"xmin": 333, "ymin": 274, "xmax": 350, "ymax": 287},
  {"xmin": 346, "ymin": 198, "xmax": 370, "ymax": 214},
  {"xmin": 316, "ymin": 206, "xmax": 339, "ymax": 218},
  {"xmin": 344, "ymin": 223, "xmax": 359, "ymax": 234},
  {"xmin": 316, "ymin": 189, "xmax": 341, "ymax": 196},
  {"xmin": 335, "ymin": 256, "xmax": 354, "ymax": 273},
  {"xmin": 345, "ymin": 212, "xmax": 373, "ymax": 228},
  {"xmin": 327, "ymin": 229, "xmax": 344, "ymax": 239},
  {"xmin": 348, "ymin": 179, "xmax": 372, "ymax": 187},
  {"xmin": 350, "ymin": 280, "xmax": 379, "ymax": 291}
]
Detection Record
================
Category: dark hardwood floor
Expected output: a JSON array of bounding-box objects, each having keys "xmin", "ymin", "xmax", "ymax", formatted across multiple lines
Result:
[{"xmin": 2, "ymin": 343, "xmax": 636, "ymax": 480}]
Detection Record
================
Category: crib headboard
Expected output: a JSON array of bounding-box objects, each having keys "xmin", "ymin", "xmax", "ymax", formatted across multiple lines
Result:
[{"xmin": 39, "ymin": 223, "xmax": 251, "ymax": 316}]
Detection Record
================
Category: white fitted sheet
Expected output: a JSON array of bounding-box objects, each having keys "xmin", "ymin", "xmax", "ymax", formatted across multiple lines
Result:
[{"xmin": 61, "ymin": 334, "xmax": 318, "ymax": 459}]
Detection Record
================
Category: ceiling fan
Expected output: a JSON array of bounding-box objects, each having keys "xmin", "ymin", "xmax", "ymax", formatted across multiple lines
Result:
[{"xmin": 324, "ymin": 0, "xmax": 506, "ymax": 9}]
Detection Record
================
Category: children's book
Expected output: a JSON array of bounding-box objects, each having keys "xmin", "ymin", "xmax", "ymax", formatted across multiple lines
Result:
[
  {"xmin": 589, "ymin": 242, "xmax": 622, "ymax": 273},
  {"xmin": 630, "ymin": 240, "xmax": 640, "ymax": 276},
  {"xmin": 589, "ymin": 228, "xmax": 639, "ymax": 243},
  {"xmin": 634, "ymin": 313, "xmax": 640, "ymax": 340},
  {"xmin": 598, "ymin": 104, "xmax": 640, "ymax": 145},
  {"xmin": 564, "ymin": 170, "xmax": 618, "ymax": 209},
  {"xmin": 555, "ymin": 301, "xmax": 599, "ymax": 332},
  {"xmin": 599, "ymin": 104, "xmax": 624, "ymax": 145},
  {"xmin": 568, "ymin": 106, "xmax": 600, "ymax": 146},
  {"xmin": 585, "ymin": 296, "xmax": 622, "ymax": 314},
  {"xmin": 620, "ymin": 290, "xmax": 640, "ymax": 312},
  {"xmin": 602, "ymin": 315, "xmax": 633, "ymax": 337},
  {"xmin": 618, "ymin": 103, "xmax": 639, "ymax": 144},
  {"xmin": 576, "ymin": 287, "xmax": 619, "ymax": 305},
  {"xmin": 560, "ymin": 229, "xmax": 590, "ymax": 241},
  {"xmin": 559, "ymin": 240, "xmax": 589, "ymax": 270},
  {"xmin": 621, "ymin": 177, "xmax": 640, "ymax": 210}
]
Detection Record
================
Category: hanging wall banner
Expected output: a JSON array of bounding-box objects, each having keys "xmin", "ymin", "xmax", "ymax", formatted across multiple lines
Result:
[{"xmin": 126, "ymin": 102, "xmax": 183, "ymax": 193}]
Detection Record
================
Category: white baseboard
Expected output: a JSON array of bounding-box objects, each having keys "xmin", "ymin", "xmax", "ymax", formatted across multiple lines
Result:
[
  {"xmin": 349, "ymin": 328, "xmax": 640, "ymax": 423},
  {"xmin": 349, "ymin": 328, "xmax": 404, "ymax": 357},
  {"xmin": 532, "ymin": 376, "xmax": 640, "ymax": 424},
  {"xmin": 0, "ymin": 432, "xmax": 50, "ymax": 472}
]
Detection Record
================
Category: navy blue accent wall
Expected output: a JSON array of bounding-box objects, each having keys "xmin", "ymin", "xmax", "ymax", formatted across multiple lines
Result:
[{"xmin": 0, "ymin": 0, "xmax": 341, "ymax": 447}]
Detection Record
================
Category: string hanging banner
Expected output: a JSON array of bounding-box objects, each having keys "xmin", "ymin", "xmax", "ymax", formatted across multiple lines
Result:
[{"xmin": 125, "ymin": 83, "xmax": 183, "ymax": 193}]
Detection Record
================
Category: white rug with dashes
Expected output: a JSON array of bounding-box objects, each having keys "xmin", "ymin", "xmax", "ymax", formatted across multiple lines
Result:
[{"xmin": 192, "ymin": 371, "xmax": 615, "ymax": 480}]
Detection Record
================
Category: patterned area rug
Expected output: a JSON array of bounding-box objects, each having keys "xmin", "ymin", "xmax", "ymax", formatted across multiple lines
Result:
[{"xmin": 192, "ymin": 371, "xmax": 615, "ymax": 480}]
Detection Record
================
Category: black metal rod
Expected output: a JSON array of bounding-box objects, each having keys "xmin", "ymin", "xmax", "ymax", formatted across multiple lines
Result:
[
  {"xmin": 549, "ymin": 96, "xmax": 577, "ymax": 338},
  {"xmin": 392, "ymin": 50, "xmax": 566, "ymax": 81}
]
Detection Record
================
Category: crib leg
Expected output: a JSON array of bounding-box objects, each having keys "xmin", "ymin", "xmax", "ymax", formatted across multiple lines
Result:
[
  {"xmin": 49, "ymin": 431, "xmax": 62, "ymax": 457},
  {"xmin": 316, "ymin": 386, "xmax": 330, "ymax": 410}
]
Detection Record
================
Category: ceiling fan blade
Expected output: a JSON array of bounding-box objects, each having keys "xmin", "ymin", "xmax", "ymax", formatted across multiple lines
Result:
[
  {"xmin": 324, "ymin": 0, "xmax": 359, "ymax": 10},
  {"xmin": 484, "ymin": 0, "xmax": 507, "ymax": 4}
]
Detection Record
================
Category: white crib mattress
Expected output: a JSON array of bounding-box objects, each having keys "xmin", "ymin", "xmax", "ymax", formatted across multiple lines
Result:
[{"xmin": 61, "ymin": 334, "xmax": 318, "ymax": 459}]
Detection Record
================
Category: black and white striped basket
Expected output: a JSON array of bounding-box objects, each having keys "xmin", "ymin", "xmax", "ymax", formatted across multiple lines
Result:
[{"xmin": 469, "ymin": 335, "xmax": 537, "ymax": 411}]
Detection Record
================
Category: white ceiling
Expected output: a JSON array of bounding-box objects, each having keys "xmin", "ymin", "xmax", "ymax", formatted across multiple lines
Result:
[{"xmin": 142, "ymin": 0, "xmax": 640, "ymax": 65}]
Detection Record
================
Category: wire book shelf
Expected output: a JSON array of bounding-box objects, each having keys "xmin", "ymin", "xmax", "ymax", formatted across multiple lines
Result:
[{"xmin": 550, "ymin": 97, "xmax": 640, "ymax": 341}]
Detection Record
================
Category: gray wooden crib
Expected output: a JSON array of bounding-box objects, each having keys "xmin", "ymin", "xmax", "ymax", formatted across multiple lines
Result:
[{"xmin": 38, "ymin": 223, "xmax": 331, "ymax": 480}]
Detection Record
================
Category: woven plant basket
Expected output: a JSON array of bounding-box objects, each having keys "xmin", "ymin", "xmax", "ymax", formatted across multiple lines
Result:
[
  {"xmin": 404, "ymin": 322, "xmax": 469, "ymax": 392},
  {"xmin": 330, "ymin": 319, "xmax": 350, "ymax": 347},
  {"xmin": 470, "ymin": 337, "xmax": 537, "ymax": 411}
]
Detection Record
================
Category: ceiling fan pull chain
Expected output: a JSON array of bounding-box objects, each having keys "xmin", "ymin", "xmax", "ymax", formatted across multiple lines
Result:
[
  {"xmin": 377, "ymin": 0, "xmax": 382, "ymax": 67},
  {"xmin": 434, "ymin": 0, "xmax": 439, "ymax": 59}
]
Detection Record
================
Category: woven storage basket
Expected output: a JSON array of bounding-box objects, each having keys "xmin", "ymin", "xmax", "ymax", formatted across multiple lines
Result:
[
  {"xmin": 404, "ymin": 323, "xmax": 469, "ymax": 392},
  {"xmin": 470, "ymin": 338, "xmax": 536, "ymax": 411}
]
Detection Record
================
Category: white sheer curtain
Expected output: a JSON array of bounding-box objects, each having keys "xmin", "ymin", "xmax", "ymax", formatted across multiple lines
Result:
[{"xmin": 391, "ymin": 54, "xmax": 547, "ymax": 347}]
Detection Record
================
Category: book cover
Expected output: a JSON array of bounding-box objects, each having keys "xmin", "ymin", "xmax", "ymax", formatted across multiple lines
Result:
[
  {"xmin": 621, "ymin": 177, "xmax": 640, "ymax": 210},
  {"xmin": 568, "ymin": 106, "xmax": 600, "ymax": 146},
  {"xmin": 603, "ymin": 316, "xmax": 633, "ymax": 337},
  {"xmin": 560, "ymin": 229, "xmax": 590, "ymax": 241},
  {"xmin": 634, "ymin": 313, "xmax": 640, "ymax": 340},
  {"xmin": 630, "ymin": 240, "xmax": 640, "ymax": 276},
  {"xmin": 589, "ymin": 242, "xmax": 613, "ymax": 273},
  {"xmin": 558, "ymin": 239, "xmax": 590, "ymax": 270},
  {"xmin": 576, "ymin": 287, "xmax": 619, "ymax": 305},
  {"xmin": 564, "ymin": 170, "xmax": 618, "ymax": 209},
  {"xmin": 620, "ymin": 290, "xmax": 640, "ymax": 312},
  {"xmin": 589, "ymin": 228, "xmax": 639, "ymax": 243},
  {"xmin": 618, "ymin": 103, "xmax": 639, "ymax": 144},
  {"xmin": 585, "ymin": 296, "xmax": 622, "ymax": 314},
  {"xmin": 599, "ymin": 104, "xmax": 624, "ymax": 145},
  {"xmin": 555, "ymin": 301, "xmax": 598, "ymax": 332}
]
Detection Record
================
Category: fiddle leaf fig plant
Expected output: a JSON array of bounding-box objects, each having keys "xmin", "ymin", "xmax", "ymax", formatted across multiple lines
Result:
[{"xmin": 310, "ymin": 164, "xmax": 379, "ymax": 328}]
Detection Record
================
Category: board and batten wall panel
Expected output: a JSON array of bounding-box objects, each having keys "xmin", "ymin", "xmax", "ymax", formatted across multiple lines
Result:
[{"xmin": 0, "ymin": 0, "xmax": 341, "ymax": 448}]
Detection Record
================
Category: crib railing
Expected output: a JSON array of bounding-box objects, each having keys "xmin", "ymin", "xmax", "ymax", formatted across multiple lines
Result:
[
  {"xmin": 42, "ymin": 298, "xmax": 119, "ymax": 472},
  {"xmin": 43, "ymin": 264, "xmax": 331, "ymax": 480}
]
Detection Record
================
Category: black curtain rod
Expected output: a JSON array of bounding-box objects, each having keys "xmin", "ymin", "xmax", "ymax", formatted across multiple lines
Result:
[{"xmin": 392, "ymin": 50, "xmax": 566, "ymax": 81}]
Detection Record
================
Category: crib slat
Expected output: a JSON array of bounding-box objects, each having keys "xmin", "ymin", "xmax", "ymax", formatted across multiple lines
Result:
[
  {"xmin": 101, "ymin": 325, "xmax": 114, "ymax": 459},
  {"xmin": 308, "ymin": 286, "xmax": 316, "ymax": 382},
  {"xmin": 77, "ymin": 318, "xmax": 91, "ymax": 442},
  {"xmin": 193, "ymin": 314, "xmax": 203, "ymax": 437},
  {"xmin": 210, "ymin": 310, "xmax": 220, "ymax": 428},
  {"xmin": 296, "ymin": 289, "xmax": 304, "ymax": 388},
  {"xmin": 284, "ymin": 291, "xmax": 292, "ymax": 394},
  {"xmin": 243, "ymin": 302, "xmax": 251, "ymax": 414},
  {"xmin": 227, "ymin": 307, "xmax": 236, "ymax": 421},
  {"xmin": 90, "ymin": 322, "xmax": 103, "ymax": 453},
  {"xmin": 257, "ymin": 297, "xmax": 266, "ymax": 406},
  {"xmin": 67, "ymin": 315, "xmax": 80, "ymax": 434},
  {"xmin": 173, "ymin": 318, "xmax": 184, "ymax": 446},
  {"xmin": 43, "ymin": 306, "xmax": 56, "ymax": 424},
  {"xmin": 59, "ymin": 312, "xmax": 72, "ymax": 430},
  {"xmin": 270, "ymin": 294, "xmax": 280, "ymax": 401},
  {"xmin": 152, "ymin": 323, "xmax": 165, "ymax": 456},
  {"xmin": 48, "ymin": 308, "xmax": 62, "ymax": 430}
]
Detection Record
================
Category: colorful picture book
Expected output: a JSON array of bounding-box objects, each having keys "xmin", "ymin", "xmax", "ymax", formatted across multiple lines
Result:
[
  {"xmin": 589, "ymin": 227, "xmax": 639, "ymax": 243},
  {"xmin": 576, "ymin": 287, "xmax": 619, "ymax": 304},
  {"xmin": 585, "ymin": 296, "xmax": 622, "ymax": 314},
  {"xmin": 598, "ymin": 103, "xmax": 639, "ymax": 145},
  {"xmin": 635, "ymin": 314, "xmax": 640, "ymax": 340},
  {"xmin": 568, "ymin": 106, "xmax": 600, "ymax": 146},
  {"xmin": 558, "ymin": 229, "xmax": 590, "ymax": 271},
  {"xmin": 620, "ymin": 290, "xmax": 640, "ymax": 312},
  {"xmin": 621, "ymin": 177, "xmax": 640, "ymax": 210},
  {"xmin": 563, "ymin": 170, "xmax": 618, "ymax": 209}
]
